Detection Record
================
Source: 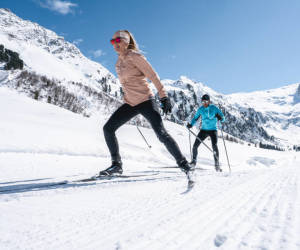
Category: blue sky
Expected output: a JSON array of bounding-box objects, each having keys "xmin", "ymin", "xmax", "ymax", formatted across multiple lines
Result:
[{"xmin": 1, "ymin": 0, "xmax": 300, "ymax": 94}]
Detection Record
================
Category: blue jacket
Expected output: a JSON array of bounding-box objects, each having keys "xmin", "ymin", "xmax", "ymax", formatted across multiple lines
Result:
[{"xmin": 190, "ymin": 104, "xmax": 225, "ymax": 130}]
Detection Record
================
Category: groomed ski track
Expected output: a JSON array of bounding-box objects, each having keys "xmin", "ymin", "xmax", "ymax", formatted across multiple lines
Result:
[{"xmin": 0, "ymin": 154, "xmax": 299, "ymax": 250}]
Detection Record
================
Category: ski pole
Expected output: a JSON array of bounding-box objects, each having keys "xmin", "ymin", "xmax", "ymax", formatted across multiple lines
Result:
[
  {"xmin": 188, "ymin": 128, "xmax": 221, "ymax": 167},
  {"xmin": 217, "ymin": 103, "xmax": 231, "ymax": 172},
  {"xmin": 136, "ymin": 125, "xmax": 152, "ymax": 149},
  {"xmin": 188, "ymin": 128, "xmax": 216, "ymax": 155},
  {"xmin": 219, "ymin": 122, "xmax": 231, "ymax": 172},
  {"xmin": 189, "ymin": 129, "xmax": 192, "ymax": 161}
]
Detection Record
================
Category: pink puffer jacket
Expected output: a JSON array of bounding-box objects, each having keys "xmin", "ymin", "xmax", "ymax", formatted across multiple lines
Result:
[{"xmin": 115, "ymin": 49, "xmax": 167, "ymax": 106}]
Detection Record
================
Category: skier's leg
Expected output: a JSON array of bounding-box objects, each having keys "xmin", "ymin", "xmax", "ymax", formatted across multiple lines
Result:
[
  {"xmin": 138, "ymin": 99, "xmax": 187, "ymax": 166},
  {"xmin": 209, "ymin": 130, "xmax": 219, "ymax": 167},
  {"xmin": 192, "ymin": 130, "xmax": 208, "ymax": 164},
  {"xmin": 103, "ymin": 104, "xmax": 138, "ymax": 163}
]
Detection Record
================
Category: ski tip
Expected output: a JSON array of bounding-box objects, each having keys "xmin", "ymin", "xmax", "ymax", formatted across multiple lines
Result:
[
  {"xmin": 181, "ymin": 180, "xmax": 195, "ymax": 195},
  {"xmin": 188, "ymin": 180, "xmax": 195, "ymax": 186}
]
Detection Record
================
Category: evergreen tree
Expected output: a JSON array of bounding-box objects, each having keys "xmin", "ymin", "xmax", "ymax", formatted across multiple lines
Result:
[{"xmin": 0, "ymin": 44, "xmax": 24, "ymax": 70}]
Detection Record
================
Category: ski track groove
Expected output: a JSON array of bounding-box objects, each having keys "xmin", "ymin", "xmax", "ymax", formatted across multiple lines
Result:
[
  {"xmin": 181, "ymin": 171, "xmax": 284, "ymax": 249},
  {"xmin": 267, "ymin": 173, "xmax": 298, "ymax": 250},
  {"xmin": 0, "ymin": 175, "xmax": 186, "ymax": 250},
  {"xmin": 1, "ymin": 165, "xmax": 299, "ymax": 250},
  {"xmin": 0, "ymin": 171, "xmax": 276, "ymax": 249},
  {"xmin": 167, "ymin": 169, "xmax": 286, "ymax": 250},
  {"xmin": 204, "ymin": 167, "xmax": 299, "ymax": 250},
  {"xmin": 210, "ymin": 168, "xmax": 293, "ymax": 250},
  {"xmin": 104, "ymin": 170, "xmax": 266, "ymax": 249},
  {"xmin": 234, "ymin": 167, "xmax": 300, "ymax": 250},
  {"xmin": 120, "ymin": 167, "xmax": 299, "ymax": 250}
]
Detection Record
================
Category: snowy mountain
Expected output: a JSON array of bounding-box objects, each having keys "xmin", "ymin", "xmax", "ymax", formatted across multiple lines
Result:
[
  {"xmin": 1, "ymin": 8, "xmax": 299, "ymax": 149},
  {"xmin": 0, "ymin": 8, "xmax": 112, "ymax": 83},
  {"xmin": 227, "ymin": 83, "xmax": 300, "ymax": 145},
  {"xmin": 159, "ymin": 76, "xmax": 300, "ymax": 148},
  {"xmin": 0, "ymin": 8, "xmax": 151, "ymax": 127},
  {"xmin": 0, "ymin": 8, "xmax": 123, "ymax": 117}
]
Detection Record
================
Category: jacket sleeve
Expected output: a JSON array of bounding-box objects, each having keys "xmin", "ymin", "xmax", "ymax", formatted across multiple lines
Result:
[
  {"xmin": 216, "ymin": 106, "xmax": 225, "ymax": 122},
  {"xmin": 190, "ymin": 108, "xmax": 202, "ymax": 126},
  {"xmin": 130, "ymin": 52, "xmax": 167, "ymax": 99}
]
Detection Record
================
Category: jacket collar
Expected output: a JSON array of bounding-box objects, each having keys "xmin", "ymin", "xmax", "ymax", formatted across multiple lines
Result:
[{"xmin": 119, "ymin": 49, "xmax": 131, "ymax": 60}]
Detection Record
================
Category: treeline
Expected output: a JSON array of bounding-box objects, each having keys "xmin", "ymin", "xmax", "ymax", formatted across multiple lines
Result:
[
  {"xmin": 15, "ymin": 71, "xmax": 90, "ymax": 115},
  {"xmin": 259, "ymin": 142, "xmax": 284, "ymax": 151},
  {"xmin": 13, "ymin": 70, "xmax": 123, "ymax": 116},
  {"xmin": 6, "ymin": 70, "xmax": 149, "ymax": 127},
  {"xmin": 293, "ymin": 145, "xmax": 300, "ymax": 152},
  {"xmin": 223, "ymin": 134, "xmax": 240, "ymax": 144},
  {"xmin": 0, "ymin": 44, "xmax": 24, "ymax": 70}
]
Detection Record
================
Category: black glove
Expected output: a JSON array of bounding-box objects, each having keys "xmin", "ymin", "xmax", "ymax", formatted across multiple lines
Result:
[
  {"xmin": 160, "ymin": 97, "xmax": 172, "ymax": 115},
  {"xmin": 186, "ymin": 123, "xmax": 192, "ymax": 129},
  {"xmin": 215, "ymin": 113, "xmax": 222, "ymax": 121}
]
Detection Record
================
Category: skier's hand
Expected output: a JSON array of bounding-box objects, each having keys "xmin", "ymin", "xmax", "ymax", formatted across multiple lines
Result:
[
  {"xmin": 215, "ymin": 113, "xmax": 222, "ymax": 121},
  {"xmin": 160, "ymin": 97, "xmax": 172, "ymax": 115},
  {"xmin": 186, "ymin": 123, "xmax": 192, "ymax": 129}
]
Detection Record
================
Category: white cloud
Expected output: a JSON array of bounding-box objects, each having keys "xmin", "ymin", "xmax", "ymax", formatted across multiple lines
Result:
[
  {"xmin": 37, "ymin": 0, "xmax": 77, "ymax": 15},
  {"xmin": 92, "ymin": 49, "xmax": 105, "ymax": 58},
  {"xmin": 73, "ymin": 38, "xmax": 83, "ymax": 46}
]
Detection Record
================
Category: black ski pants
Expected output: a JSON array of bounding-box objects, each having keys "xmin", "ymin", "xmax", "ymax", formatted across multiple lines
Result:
[
  {"xmin": 103, "ymin": 99, "xmax": 185, "ymax": 164},
  {"xmin": 192, "ymin": 129, "xmax": 219, "ymax": 164}
]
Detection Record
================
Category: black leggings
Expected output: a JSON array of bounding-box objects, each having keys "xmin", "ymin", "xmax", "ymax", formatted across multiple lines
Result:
[
  {"xmin": 103, "ymin": 99, "xmax": 185, "ymax": 164},
  {"xmin": 192, "ymin": 130, "xmax": 219, "ymax": 163}
]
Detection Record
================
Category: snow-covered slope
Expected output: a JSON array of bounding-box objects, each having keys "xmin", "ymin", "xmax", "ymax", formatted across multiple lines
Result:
[
  {"xmin": 228, "ymin": 83, "xmax": 300, "ymax": 113},
  {"xmin": 1, "ymin": 86, "xmax": 300, "ymax": 250},
  {"xmin": 0, "ymin": 8, "xmax": 124, "ymax": 117},
  {"xmin": 0, "ymin": 8, "xmax": 114, "ymax": 85},
  {"xmin": 161, "ymin": 76, "xmax": 300, "ymax": 148},
  {"xmin": 160, "ymin": 76, "xmax": 279, "ymax": 147},
  {"xmin": 227, "ymin": 83, "xmax": 300, "ymax": 145}
]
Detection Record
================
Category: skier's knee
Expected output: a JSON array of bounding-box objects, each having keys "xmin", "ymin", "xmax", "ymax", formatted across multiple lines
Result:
[
  {"xmin": 212, "ymin": 144, "xmax": 218, "ymax": 152},
  {"xmin": 193, "ymin": 143, "xmax": 200, "ymax": 151},
  {"xmin": 103, "ymin": 122, "xmax": 115, "ymax": 135},
  {"xmin": 156, "ymin": 130, "xmax": 171, "ymax": 143}
]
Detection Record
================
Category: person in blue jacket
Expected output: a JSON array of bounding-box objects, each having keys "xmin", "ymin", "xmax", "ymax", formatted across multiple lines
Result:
[{"xmin": 187, "ymin": 94, "xmax": 225, "ymax": 171}]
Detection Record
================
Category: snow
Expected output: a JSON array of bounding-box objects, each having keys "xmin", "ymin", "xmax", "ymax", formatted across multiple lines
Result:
[
  {"xmin": 0, "ymin": 70, "xmax": 8, "ymax": 82},
  {"xmin": 0, "ymin": 8, "xmax": 117, "ymax": 91},
  {"xmin": 162, "ymin": 76, "xmax": 219, "ymax": 97},
  {"xmin": 1, "ymin": 87, "xmax": 300, "ymax": 250},
  {"xmin": 226, "ymin": 83, "xmax": 300, "ymax": 146},
  {"xmin": 226, "ymin": 83, "xmax": 300, "ymax": 114}
]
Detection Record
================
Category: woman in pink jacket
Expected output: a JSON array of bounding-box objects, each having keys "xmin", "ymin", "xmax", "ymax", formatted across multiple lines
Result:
[{"xmin": 99, "ymin": 30, "xmax": 192, "ymax": 176}]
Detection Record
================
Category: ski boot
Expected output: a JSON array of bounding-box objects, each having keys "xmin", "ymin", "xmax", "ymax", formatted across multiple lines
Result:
[
  {"xmin": 215, "ymin": 162, "xmax": 222, "ymax": 172},
  {"xmin": 178, "ymin": 159, "xmax": 195, "ymax": 174},
  {"xmin": 99, "ymin": 161, "xmax": 123, "ymax": 176},
  {"xmin": 189, "ymin": 159, "xmax": 197, "ymax": 169},
  {"xmin": 178, "ymin": 159, "xmax": 195, "ymax": 183}
]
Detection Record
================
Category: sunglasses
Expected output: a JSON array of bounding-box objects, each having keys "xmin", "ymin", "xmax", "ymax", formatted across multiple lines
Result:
[
  {"xmin": 110, "ymin": 37, "xmax": 122, "ymax": 45},
  {"xmin": 202, "ymin": 100, "xmax": 210, "ymax": 104}
]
